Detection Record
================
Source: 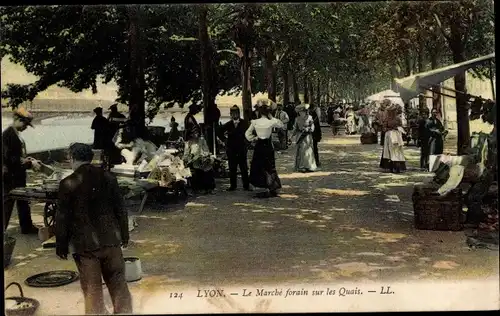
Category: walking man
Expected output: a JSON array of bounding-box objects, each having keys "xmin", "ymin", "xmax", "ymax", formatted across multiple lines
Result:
[
  {"xmin": 219, "ymin": 105, "xmax": 250, "ymax": 191},
  {"xmin": 275, "ymin": 103, "xmax": 290, "ymax": 150},
  {"xmin": 56, "ymin": 143, "xmax": 132, "ymax": 314},
  {"xmin": 2, "ymin": 107, "xmax": 40, "ymax": 234},
  {"xmin": 310, "ymin": 104, "xmax": 322, "ymax": 167}
]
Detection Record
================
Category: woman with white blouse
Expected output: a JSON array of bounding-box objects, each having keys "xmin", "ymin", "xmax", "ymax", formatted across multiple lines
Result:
[{"xmin": 245, "ymin": 99, "xmax": 284, "ymax": 198}]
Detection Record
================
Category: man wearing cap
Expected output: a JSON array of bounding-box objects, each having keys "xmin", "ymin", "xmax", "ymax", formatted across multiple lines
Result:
[
  {"xmin": 91, "ymin": 107, "xmax": 110, "ymax": 150},
  {"xmin": 108, "ymin": 104, "xmax": 126, "ymax": 140},
  {"xmin": 56, "ymin": 143, "xmax": 132, "ymax": 314},
  {"xmin": 2, "ymin": 107, "xmax": 41, "ymax": 234},
  {"xmin": 218, "ymin": 105, "xmax": 250, "ymax": 191}
]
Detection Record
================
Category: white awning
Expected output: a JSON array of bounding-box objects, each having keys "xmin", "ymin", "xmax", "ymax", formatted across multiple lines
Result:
[{"xmin": 393, "ymin": 53, "xmax": 495, "ymax": 102}]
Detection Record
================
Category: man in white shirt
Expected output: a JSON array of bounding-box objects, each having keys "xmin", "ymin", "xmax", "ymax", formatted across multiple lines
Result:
[{"xmin": 274, "ymin": 103, "xmax": 290, "ymax": 150}]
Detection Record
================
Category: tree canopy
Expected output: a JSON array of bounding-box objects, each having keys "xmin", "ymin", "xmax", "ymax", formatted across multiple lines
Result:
[{"xmin": 1, "ymin": 1, "xmax": 495, "ymax": 127}]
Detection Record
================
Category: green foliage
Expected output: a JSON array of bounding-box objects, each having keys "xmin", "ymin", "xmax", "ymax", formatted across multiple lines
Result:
[{"xmin": 0, "ymin": 1, "xmax": 495, "ymax": 119}]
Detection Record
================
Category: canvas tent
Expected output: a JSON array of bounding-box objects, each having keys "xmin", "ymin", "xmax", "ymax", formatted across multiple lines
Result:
[{"xmin": 393, "ymin": 53, "xmax": 495, "ymax": 102}]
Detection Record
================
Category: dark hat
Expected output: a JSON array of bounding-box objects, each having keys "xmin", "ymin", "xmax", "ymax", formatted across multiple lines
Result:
[
  {"xmin": 13, "ymin": 106, "xmax": 34, "ymax": 127},
  {"xmin": 109, "ymin": 103, "xmax": 118, "ymax": 110},
  {"xmin": 93, "ymin": 107, "xmax": 103, "ymax": 114},
  {"xmin": 230, "ymin": 105, "xmax": 240, "ymax": 112}
]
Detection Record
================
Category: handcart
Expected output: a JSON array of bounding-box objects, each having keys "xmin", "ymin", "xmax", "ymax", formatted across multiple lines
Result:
[{"xmin": 8, "ymin": 187, "xmax": 58, "ymax": 228}]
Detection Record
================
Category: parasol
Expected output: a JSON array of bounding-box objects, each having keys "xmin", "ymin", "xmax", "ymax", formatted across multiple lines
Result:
[
  {"xmin": 394, "ymin": 53, "xmax": 495, "ymax": 102},
  {"xmin": 365, "ymin": 89, "xmax": 404, "ymax": 107}
]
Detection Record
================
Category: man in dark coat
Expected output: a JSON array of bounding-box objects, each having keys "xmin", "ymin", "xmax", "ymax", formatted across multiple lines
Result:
[
  {"xmin": 219, "ymin": 105, "xmax": 250, "ymax": 191},
  {"xmin": 90, "ymin": 107, "xmax": 110, "ymax": 150},
  {"xmin": 2, "ymin": 107, "xmax": 40, "ymax": 234},
  {"xmin": 56, "ymin": 143, "xmax": 132, "ymax": 314},
  {"xmin": 107, "ymin": 104, "xmax": 126, "ymax": 140},
  {"xmin": 420, "ymin": 108, "xmax": 447, "ymax": 169},
  {"xmin": 310, "ymin": 104, "xmax": 322, "ymax": 167},
  {"xmin": 418, "ymin": 108, "xmax": 430, "ymax": 169}
]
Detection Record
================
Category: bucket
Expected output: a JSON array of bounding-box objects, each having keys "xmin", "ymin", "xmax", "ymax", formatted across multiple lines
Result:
[
  {"xmin": 4, "ymin": 236, "xmax": 16, "ymax": 268},
  {"xmin": 124, "ymin": 257, "xmax": 142, "ymax": 282}
]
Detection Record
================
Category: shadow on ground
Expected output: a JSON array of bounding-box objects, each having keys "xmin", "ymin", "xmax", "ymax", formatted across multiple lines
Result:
[{"xmin": 5, "ymin": 130, "xmax": 498, "ymax": 291}]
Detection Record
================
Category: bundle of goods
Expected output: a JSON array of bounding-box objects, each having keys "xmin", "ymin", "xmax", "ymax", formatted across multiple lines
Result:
[
  {"xmin": 412, "ymin": 185, "xmax": 463, "ymax": 231},
  {"xmin": 360, "ymin": 132, "xmax": 377, "ymax": 144},
  {"xmin": 147, "ymin": 152, "xmax": 191, "ymax": 188}
]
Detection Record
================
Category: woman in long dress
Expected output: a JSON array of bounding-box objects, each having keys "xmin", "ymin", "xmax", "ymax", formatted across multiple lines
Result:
[
  {"xmin": 245, "ymin": 99, "xmax": 283, "ymax": 198},
  {"xmin": 290, "ymin": 104, "xmax": 317, "ymax": 172},
  {"xmin": 379, "ymin": 104, "xmax": 407, "ymax": 173},
  {"xmin": 183, "ymin": 104, "xmax": 216, "ymax": 194},
  {"xmin": 345, "ymin": 106, "xmax": 356, "ymax": 135}
]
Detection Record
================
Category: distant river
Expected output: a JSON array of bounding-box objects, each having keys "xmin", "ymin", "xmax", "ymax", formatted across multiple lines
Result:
[{"xmin": 2, "ymin": 112, "xmax": 232, "ymax": 154}]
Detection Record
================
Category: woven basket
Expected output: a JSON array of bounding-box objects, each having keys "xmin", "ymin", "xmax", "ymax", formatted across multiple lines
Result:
[
  {"xmin": 412, "ymin": 186, "xmax": 463, "ymax": 231},
  {"xmin": 360, "ymin": 133, "xmax": 377, "ymax": 144},
  {"xmin": 5, "ymin": 282, "xmax": 40, "ymax": 316}
]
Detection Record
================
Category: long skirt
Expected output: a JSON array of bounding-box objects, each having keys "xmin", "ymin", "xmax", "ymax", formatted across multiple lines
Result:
[
  {"xmin": 295, "ymin": 133, "xmax": 317, "ymax": 172},
  {"xmin": 249, "ymin": 138, "xmax": 282, "ymax": 191},
  {"xmin": 380, "ymin": 130, "xmax": 407, "ymax": 172}
]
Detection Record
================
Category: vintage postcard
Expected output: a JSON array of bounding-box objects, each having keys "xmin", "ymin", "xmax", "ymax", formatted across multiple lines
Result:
[{"xmin": 2, "ymin": 1, "xmax": 498, "ymax": 314}]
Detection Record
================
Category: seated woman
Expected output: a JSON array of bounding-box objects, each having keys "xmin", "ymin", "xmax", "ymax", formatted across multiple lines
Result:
[
  {"xmin": 290, "ymin": 104, "xmax": 317, "ymax": 172},
  {"xmin": 115, "ymin": 123, "xmax": 157, "ymax": 165},
  {"xmin": 183, "ymin": 103, "xmax": 215, "ymax": 195},
  {"xmin": 245, "ymin": 99, "xmax": 283, "ymax": 198}
]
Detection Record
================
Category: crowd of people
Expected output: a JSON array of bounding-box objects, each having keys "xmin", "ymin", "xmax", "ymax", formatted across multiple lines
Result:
[{"xmin": 2, "ymin": 98, "xmax": 449, "ymax": 314}]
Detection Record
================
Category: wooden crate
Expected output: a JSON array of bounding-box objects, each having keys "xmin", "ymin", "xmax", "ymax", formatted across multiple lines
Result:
[{"xmin": 412, "ymin": 186, "xmax": 463, "ymax": 231}]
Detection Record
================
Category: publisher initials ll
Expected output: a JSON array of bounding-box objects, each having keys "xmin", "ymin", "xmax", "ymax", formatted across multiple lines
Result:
[{"xmin": 380, "ymin": 286, "xmax": 394, "ymax": 295}]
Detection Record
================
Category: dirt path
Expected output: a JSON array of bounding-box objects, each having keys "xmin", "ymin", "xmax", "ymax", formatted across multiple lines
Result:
[{"xmin": 4, "ymin": 129, "xmax": 498, "ymax": 314}]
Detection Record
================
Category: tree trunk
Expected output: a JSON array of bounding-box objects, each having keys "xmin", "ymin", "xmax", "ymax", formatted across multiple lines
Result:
[
  {"xmin": 199, "ymin": 5, "xmax": 211, "ymax": 125},
  {"xmin": 316, "ymin": 77, "xmax": 321, "ymax": 106},
  {"xmin": 282, "ymin": 61, "xmax": 290, "ymax": 105},
  {"xmin": 430, "ymin": 53, "xmax": 443, "ymax": 119},
  {"xmin": 451, "ymin": 39, "xmax": 469, "ymax": 155},
  {"xmin": 303, "ymin": 75, "xmax": 309, "ymax": 103},
  {"xmin": 309, "ymin": 80, "xmax": 314, "ymax": 105},
  {"xmin": 404, "ymin": 54, "xmax": 412, "ymax": 77},
  {"xmin": 127, "ymin": 5, "xmax": 146, "ymax": 136},
  {"xmin": 265, "ymin": 47, "xmax": 277, "ymax": 102},
  {"xmin": 199, "ymin": 5, "xmax": 219, "ymax": 154},
  {"xmin": 241, "ymin": 47, "xmax": 253, "ymax": 121},
  {"xmin": 291, "ymin": 69, "xmax": 300, "ymax": 104}
]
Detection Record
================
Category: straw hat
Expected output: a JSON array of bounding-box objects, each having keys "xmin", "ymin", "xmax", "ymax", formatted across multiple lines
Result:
[
  {"xmin": 13, "ymin": 106, "xmax": 34, "ymax": 127},
  {"xmin": 295, "ymin": 103, "xmax": 310, "ymax": 113},
  {"xmin": 255, "ymin": 98, "xmax": 277, "ymax": 111}
]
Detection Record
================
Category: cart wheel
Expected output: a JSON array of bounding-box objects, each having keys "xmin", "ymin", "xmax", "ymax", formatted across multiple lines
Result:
[{"xmin": 44, "ymin": 203, "xmax": 57, "ymax": 227}]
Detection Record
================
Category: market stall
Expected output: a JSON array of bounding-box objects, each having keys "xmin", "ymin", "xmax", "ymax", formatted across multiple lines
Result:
[{"xmin": 397, "ymin": 53, "xmax": 497, "ymax": 236}]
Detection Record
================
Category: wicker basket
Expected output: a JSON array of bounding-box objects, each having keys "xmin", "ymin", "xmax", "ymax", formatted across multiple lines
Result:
[
  {"xmin": 5, "ymin": 282, "xmax": 40, "ymax": 316},
  {"xmin": 412, "ymin": 186, "xmax": 463, "ymax": 231},
  {"xmin": 360, "ymin": 133, "xmax": 377, "ymax": 145}
]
